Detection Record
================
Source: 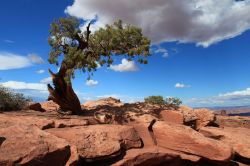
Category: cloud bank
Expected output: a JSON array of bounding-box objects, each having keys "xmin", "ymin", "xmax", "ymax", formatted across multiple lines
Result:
[
  {"xmin": 66, "ymin": 0, "xmax": 250, "ymax": 47},
  {"xmin": 1, "ymin": 81, "xmax": 47, "ymax": 91},
  {"xmin": 0, "ymin": 52, "xmax": 44, "ymax": 70},
  {"xmin": 186, "ymin": 88, "xmax": 250, "ymax": 107}
]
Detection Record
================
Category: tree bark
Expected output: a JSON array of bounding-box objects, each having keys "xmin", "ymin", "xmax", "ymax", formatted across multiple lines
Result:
[{"xmin": 47, "ymin": 66, "xmax": 82, "ymax": 115}]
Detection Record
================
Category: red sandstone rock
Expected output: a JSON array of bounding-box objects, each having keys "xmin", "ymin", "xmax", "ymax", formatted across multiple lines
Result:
[
  {"xmin": 83, "ymin": 97, "xmax": 123, "ymax": 109},
  {"xmin": 215, "ymin": 115, "xmax": 250, "ymax": 128},
  {"xmin": 26, "ymin": 102, "xmax": 45, "ymax": 112},
  {"xmin": 179, "ymin": 106, "xmax": 215, "ymax": 129},
  {"xmin": 160, "ymin": 110, "xmax": 184, "ymax": 124},
  {"xmin": 40, "ymin": 101, "xmax": 59, "ymax": 111},
  {"xmin": 153, "ymin": 121, "xmax": 233, "ymax": 162},
  {"xmin": 194, "ymin": 108, "xmax": 215, "ymax": 129},
  {"xmin": 0, "ymin": 124, "xmax": 70, "ymax": 166},
  {"xmin": 46, "ymin": 125, "xmax": 142, "ymax": 162},
  {"xmin": 0, "ymin": 114, "xmax": 55, "ymax": 130},
  {"xmin": 199, "ymin": 126, "xmax": 250, "ymax": 162}
]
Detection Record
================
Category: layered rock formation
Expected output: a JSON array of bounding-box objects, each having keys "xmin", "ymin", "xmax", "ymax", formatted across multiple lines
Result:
[{"xmin": 0, "ymin": 98, "xmax": 249, "ymax": 166}]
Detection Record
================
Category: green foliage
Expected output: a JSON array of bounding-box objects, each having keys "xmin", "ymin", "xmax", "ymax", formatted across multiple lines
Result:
[
  {"xmin": 144, "ymin": 95, "xmax": 182, "ymax": 109},
  {"xmin": 144, "ymin": 96, "xmax": 165, "ymax": 105},
  {"xmin": 165, "ymin": 97, "xmax": 182, "ymax": 109},
  {"xmin": 0, "ymin": 86, "xmax": 31, "ymax": 111},
  {"xmin": 48, "ymin": 17, "xmax": 151, "ymax": 81}
]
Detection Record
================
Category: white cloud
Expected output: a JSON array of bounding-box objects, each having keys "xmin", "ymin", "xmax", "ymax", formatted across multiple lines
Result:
[
  {"xmin": 66, "ymin": 0, "xmax": 250, "ymax": 47},
  {"xmin": 154, "ymin": 48, "xmax": 169, "ymax": 58},
  {"xmin": 175, "ymin": 83, "xmax": 191, "ymax": 88},
  {"xmin": 40, "ymin": 77, "xmax": 52, "ymax": 84},
  {"xmin": 185, "ymin": 87, "xmax": 250, "ymax": 107},
  {"xmin": 36, "ymin": 70, "xmax": 45, "ymax": 74},
  {"xmin": 27, "ymin": 54, "xmax": 44, "ymax": 64},
  {"xmin": 86, "ymin": 79, "xmax": 98, "ymax": 86},
  {"xmin": 4, "ymin": 40, "xmax": 14, "ymax": 44},
  {"xmin": 110, "ymin": 59, "xmax": 139, "ymax": 72},
  {"xmin": 1, "ymin": 81, "xmax": 47, "ymax": 91},
  {"xmin": 0, "ymin": 52, "xmax": 32, "ymax": 70},
  {"xmin": 0, "ymin": 52, "xmax": 44, "ymax": 70}
]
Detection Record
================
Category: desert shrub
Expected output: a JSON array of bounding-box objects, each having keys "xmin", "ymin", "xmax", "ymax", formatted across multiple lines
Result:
[
  {"xmin": 165, "ymin": 97, "xmax": 182, "ymax": 109},
  {"xmin": 144, "ymin": 96, "xmax": 165, "ymax": 105},
  {"xmin": 144, "ymin": 95, "xmax": 182, "ymax": 109},
  {"xmin": 0, "ymin": 86, "xmax": 31, "ymax": 111}
]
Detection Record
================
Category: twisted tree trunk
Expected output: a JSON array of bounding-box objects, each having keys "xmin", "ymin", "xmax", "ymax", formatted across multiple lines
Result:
[{"xmin": 47, "ymin": 66, "xmax": 82, "ymax": 115}]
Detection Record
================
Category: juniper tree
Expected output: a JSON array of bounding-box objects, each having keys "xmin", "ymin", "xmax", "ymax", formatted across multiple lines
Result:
[{"xmin": 48, "ymin": 17, "xmax": 151, "ymax": 115}]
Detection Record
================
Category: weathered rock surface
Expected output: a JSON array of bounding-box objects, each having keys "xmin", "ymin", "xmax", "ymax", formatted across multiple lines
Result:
[
  {"xmin": 26, "ymin": 102, "xmax": 45, "ymax": 112},
  {"xmin": 0, "ymin": 124, "xmax": 70, "ymax": 166},
  {"xmin": 153, "ymin": 121, "xmax": 233, "ymax": 162},
  {"xmin": 160, "ymin": 110, "xmax": 184, "ymax": 124},
  {"xmin": 83, "ymin": 97, "xmax": 124, "ymax": 109},
  {"xmin": 40, "ymin": 101, "xmax": 59, "ymax": 111},
  {"xmin": 0, "ymin": 103, "xmax": 248, "ymax": 166},
  {"xmin": 199, "ymin": 126, "xmax": 250, "ymax": 163},
  {"xmin": 0, "ymin": 114, "xmax": 55, "ymax": 130},
  {"xmin": 179, "ymin": 106, "xmax": 215, "ymax": 129},
  {"xmin": 112, "ymin": 148, "xmax": 195, "ymax": 166},
  {"xmin": 215, "ymin": 115, "xmax": 250, "ymax": 128},
  {"xmin": 46, "ymin": 125, "xmax": 142, "ymax": 162},
  {"xmin": 194, "ymin": 108, "xmax": 215, "ymax": 130}
]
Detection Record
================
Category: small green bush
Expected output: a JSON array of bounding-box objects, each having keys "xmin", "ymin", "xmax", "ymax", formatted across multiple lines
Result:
[
  {"xmin": 165, "ymin": 97, "xmax": 182, "ymax": 109},
  {"xmin": 144, "ymin": 96, "xmax": 165, "ymax": 105},
  {"xmin": 144, "ymin": 95, "xmax": 182, "ymax": 109},
  {"xmin": 0, "ymin": 86, "xmax": 31, "ymax": 111}
]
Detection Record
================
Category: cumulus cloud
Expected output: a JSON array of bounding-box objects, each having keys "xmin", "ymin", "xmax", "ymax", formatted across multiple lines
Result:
[
  {"xmin": 154, "ymin": 48, "xmax": 169, "ymax": 58},
  {"xmin": 1, "ymin": 81, "xmax": 47, "ymax": 91},
  {"xmin": 27, "ymin": 54, "xmax": 44, "ymax": 64},
  {"xmin": 0, "ymin": 52, "xmax": 32, "ymax": 70},
  {"xmin": 110, "ymin": 59, "xmax": 139, "ymax": 72},
  {"xmin": 36, "ymin": 70, "xmax": 45, "ymax": 74},
  {"xmin": 186, "ymin": 88, "xmax": 250, "ymax": 107},
  {"xmin": 66, "ymin": 0, "xmax": 250, "ymax": 47},
  {"xmin": 0, "ymin": 52, "xmax": 44, "ymax": 70},
  {"xmin": 86, "ymin": 79, "xmax": 98, "ymax": 86},
  {"xmin": 175, "ymin": 83, "xmax": 191, "ymax": 88},
  {"xmin": 40, "ymin": 77, "xmax": 52, "ymax": 84}
]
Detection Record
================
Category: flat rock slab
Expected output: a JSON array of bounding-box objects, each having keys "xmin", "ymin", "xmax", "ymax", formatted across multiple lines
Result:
[
  {"xmin": 0, "ymin": 114, "xmax": 55, "ymax": 130},
  {"xmin": 199, "ymin": 127, "xmax": 250, "ymax": 163},
  {"xmin": 153, "ymin": 121, "xmax": 233, "ymax": 162},
  {"xmin": 0, "ymin": 124, "xmax": 70, "ymax": 166},
  {"xmin": 46, "ymin": 125, "xmax": 142, "ymax": 162},
  {"xmin": 215, "ymin": 115, "xmax": 250, "ymax": 128}
]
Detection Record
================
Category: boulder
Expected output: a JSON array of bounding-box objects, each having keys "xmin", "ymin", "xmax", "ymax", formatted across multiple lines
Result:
[
  {"xmin": 26, "ymin": 102, "xmax": 45, "ymax": 112},
  {"xmin": 194, "ymin": 108, "xmax": 215, "ymax": 130},
  {"xmin": 153, "ymin": 121, "xmax": 233, "ymax": 162},
  {"xmin": 0, "ymin": 124, "xmax": 70, "ymax": 166},
  {"xmin": 179, "ymin": 105, "xmax": 197, "ymax": 122},
  {"xmin": 215, "ymin": 115, "xmax": 250, "ymax": 129},
  {"xmin": 160, "ymin": 110, "xmax": 184, "ymax": 124},
  {"xmin": 179, "ymin": 106, "xmax": 215, "ymax": 129},
  {"xmin": 83, "ymin": 97, "xmax": 123, "ymax": 109},
  {"xmin": 40, "ymin": 101, "xmax": 59, "ymax": 112},
  {"xmin": 199, "ymin": 127, "xmax": 250, "ymax": 163},
  {"xmin": 46, "ymin": 125, "xmax": 142, "ymax": 162}
]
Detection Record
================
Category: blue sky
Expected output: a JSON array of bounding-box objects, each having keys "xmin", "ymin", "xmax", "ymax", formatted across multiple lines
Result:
[{"xmin": 1, "ymin": 0, "xmax": 250, "ymax": 107}]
